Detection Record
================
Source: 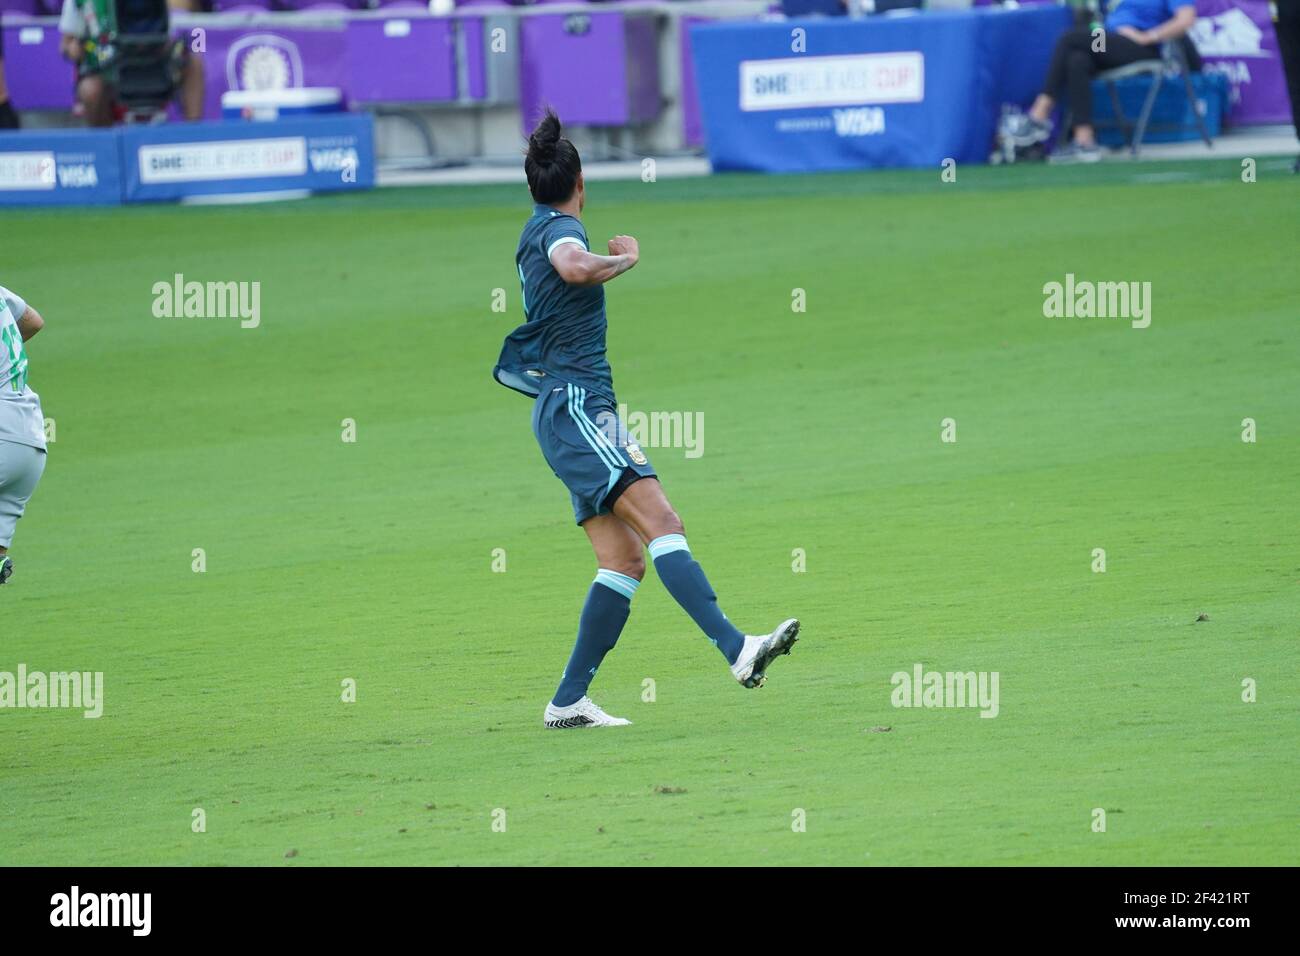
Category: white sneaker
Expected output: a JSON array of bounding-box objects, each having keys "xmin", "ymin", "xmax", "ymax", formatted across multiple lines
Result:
[
  {"xmin": 1048, "ymin": 142, "xmax": 1104, "ymax": 165},
  {"xmin": 730, "ymin": 618, "xmax": 801, "ymax": 688},
  {"xmin": 543, "ymin": 696, "xmax": 632, "ymax": 729}
]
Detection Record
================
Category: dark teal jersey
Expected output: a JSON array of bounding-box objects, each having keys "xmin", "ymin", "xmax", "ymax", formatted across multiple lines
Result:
[{"xmin": 493, "ymin": 204, "xmax": 614, "ymax": 401}]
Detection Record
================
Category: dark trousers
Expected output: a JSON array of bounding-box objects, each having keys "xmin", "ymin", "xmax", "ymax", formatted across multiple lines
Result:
[
  {"xmin": 1276, "ymin": 0, "xmax": 1300, "ymax": 138},
  {"xmin": 1042, "ymin": 28, "xmax": 1161, "ymax": 128}
]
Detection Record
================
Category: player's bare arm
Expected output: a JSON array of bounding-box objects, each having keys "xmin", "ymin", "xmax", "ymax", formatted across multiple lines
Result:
[
  {"xmin": 18, "ymin": 306, "xmax": 44, "ymax": 341},
  {"xmin": 549, "ymin": 235, "xmax": 638, "ymax": 286}
]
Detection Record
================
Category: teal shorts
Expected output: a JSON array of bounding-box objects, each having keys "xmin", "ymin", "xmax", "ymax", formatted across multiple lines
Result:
[{"xmin": 531, "ymin": 378, "xmax": 657, "ymax": 525}]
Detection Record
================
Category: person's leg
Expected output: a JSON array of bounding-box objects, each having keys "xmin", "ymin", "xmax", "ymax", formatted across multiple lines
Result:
[
  {"xmin": 0, "ymin": 52, "xmax": 18, "ymax": 130},
  {"xmin": 0, "ymin": 443, "xmax": 46, "ymax": 584},
  {"xmin": 612, "ymin": 477, "xmax": 746, "ymax": 664},
  {"xmin": 76, "ymin": 75, "xmax": 114, "ymax": 128},
  {"xmin": 1065, "ymin": 49, "xmax": 1098, "ymax": 145},
  {"xmin": 550, "ymin": 514, "xmax": 644, "ymax": 707},
  {"xmin": 179, "ymin": 51, "xmax": 204, "ymax": 122},
  {"xmin": 1031, "ymin": 27, "xmax": 1093, "ymax": 123}
]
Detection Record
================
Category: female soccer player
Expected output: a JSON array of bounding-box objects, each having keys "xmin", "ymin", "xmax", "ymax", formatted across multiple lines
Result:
[
  {"xmin": 494, "ymin": 111, "xmax": 800, "ymax": 729},
  {"xmin": 0, "ymin": 284, "xmax": 48, "ymax": 585}
]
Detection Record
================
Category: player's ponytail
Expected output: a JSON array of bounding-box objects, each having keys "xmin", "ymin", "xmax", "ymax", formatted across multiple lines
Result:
[{"xmin": 525, "ymin": 108, "xmax": 582, "ymax": 205}]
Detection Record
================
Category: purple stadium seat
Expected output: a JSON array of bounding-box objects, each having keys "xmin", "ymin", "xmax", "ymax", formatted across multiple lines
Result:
[
  {"xmin": 370, "ymin": 0, "xmax": 429, "ymax": 9},
  {"xmin": 0, "ymin": 0, "xmax": 42, "ymax": 16}
]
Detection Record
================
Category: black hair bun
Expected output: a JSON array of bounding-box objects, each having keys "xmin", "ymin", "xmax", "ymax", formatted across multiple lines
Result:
[
  {"xmin": 528, "ymin": 109, "xmax": 562, "ymax": 165},
  {"xmin": 524, "ymin": 108, "xmax": 580, "ymax": 204}
]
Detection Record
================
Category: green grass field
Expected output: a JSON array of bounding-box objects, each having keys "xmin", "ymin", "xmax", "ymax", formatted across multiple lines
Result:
[{"xmin": 2, "ymin": 159, "xmax": 1296, "ymax": 866}]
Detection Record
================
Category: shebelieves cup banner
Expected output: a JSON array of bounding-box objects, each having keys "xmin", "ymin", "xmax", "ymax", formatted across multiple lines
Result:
[
  {"xmin": 689, "ymin": 7, "xmax": 1071, "ymax": 173},
  {"xmin": 122, "ymin": 113, "xmax": 375, "ymax": 202},
  {"xmin": 0, "ymin": 130, "xmax": 124, "ymax": 206}
]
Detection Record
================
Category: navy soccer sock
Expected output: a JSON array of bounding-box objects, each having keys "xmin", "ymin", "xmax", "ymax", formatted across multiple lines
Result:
[
  {"xmin": 552, "ymin": 570, "xmax": 638, "ymax": 707},
  {"xmin": 648, "ymin": 534, "xmax": 745, "ymax": 664}
]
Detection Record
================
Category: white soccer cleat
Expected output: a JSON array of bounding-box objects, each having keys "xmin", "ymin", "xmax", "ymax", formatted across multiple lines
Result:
[
  {"xmin": 543, "ymin": 696, "xmax": 632, "ymax": 729},
  {"xmin": 730, "ymin": 618, "xmax": 801, "ymax": 689}
]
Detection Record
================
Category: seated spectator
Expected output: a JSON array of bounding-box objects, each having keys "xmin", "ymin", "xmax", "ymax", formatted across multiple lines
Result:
[
  {"xmin": 58, "ymin": 0, "xmax": 204, "ymax": 126},
  {"xmin": 1008, "ymin": 0, "xmax": 1197, "ymax": 164}
]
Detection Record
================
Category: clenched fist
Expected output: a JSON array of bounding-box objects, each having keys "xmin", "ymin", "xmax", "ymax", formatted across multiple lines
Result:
[{"xmin": 608, "ymin": 235, "xmax": 639, "ymax": 264}]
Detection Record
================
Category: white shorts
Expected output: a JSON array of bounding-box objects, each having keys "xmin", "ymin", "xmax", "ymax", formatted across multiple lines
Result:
[{"xmin": 0, "ymin": 440, "xmax": 46, "ymax": 548}]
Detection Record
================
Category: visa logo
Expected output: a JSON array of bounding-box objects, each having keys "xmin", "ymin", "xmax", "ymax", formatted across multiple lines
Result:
[
  {"xmin": 831, "ymin": 107, "xmax": 885, "ymax": 137},
  {"xmin": 57, "ymin": 163, "xmax": 99, "ymax": 188}
]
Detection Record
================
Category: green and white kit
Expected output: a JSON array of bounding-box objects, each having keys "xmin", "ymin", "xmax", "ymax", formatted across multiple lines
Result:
[{"xmin": 0, "ymin": 285, "xmax": 47, "ymax": 549}]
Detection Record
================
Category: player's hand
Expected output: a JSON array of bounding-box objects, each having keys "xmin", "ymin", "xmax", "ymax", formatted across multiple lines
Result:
[
  {"xmin": 1116, "ymin": 26, "xmax": 1153, "ymax": 45},
  {"xmin": 608, "ymin": 235, "xmax": 639, "ymax": 264}
]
